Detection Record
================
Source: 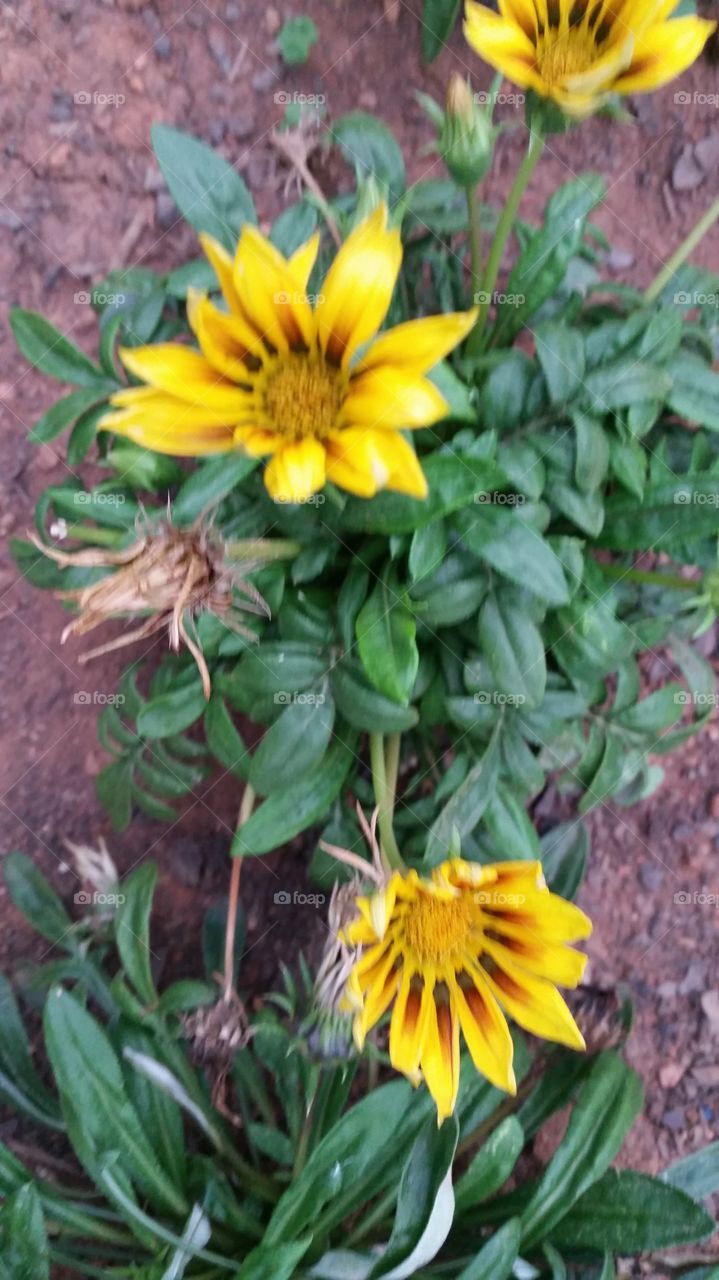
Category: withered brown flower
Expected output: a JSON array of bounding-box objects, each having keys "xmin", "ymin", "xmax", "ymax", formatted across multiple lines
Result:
[{"xmin": 31, "ymin": 519, "xmax": 271, "ymax": 698}]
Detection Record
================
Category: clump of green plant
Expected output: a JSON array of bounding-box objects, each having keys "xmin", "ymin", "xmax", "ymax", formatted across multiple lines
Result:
[{"xmin": 0, "ymin": 852, "xmax": 715, "ymax": 1278}]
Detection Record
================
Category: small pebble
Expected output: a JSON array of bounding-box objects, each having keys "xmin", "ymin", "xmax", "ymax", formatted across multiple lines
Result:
[
  {"xmin": 155, "ymin": 191, "xmax": 178, "ymax": 229},
  {"xmin": 154, "ymin": 34, "xmax": 172, "ymax": 59},
  {"xmin": 639, "ymin": 864, "xmax": 664, "ymax": 891},
  {"xmin": 661, "ymin": 1107, "xmax": 685, "ymax": 1131},
  {"xmin": 49, "ymin": 89, "xmax": 74, "ymax": 122}
]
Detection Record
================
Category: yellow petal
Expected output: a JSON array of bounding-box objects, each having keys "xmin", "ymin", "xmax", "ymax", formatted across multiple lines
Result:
[
  {"xmin": 482, "ymin": 934, "xmax": 588, "ymax": 988},
  {"xmin": 326, "ymin": 428, "xmax": 428, "ymax": 499},
  {"xmin": 487, "ymin": 960, "xmax": 586, "ymax": 1049},
  {"xmin": 420, "ymin": 995, "xmax": 461, "ymax": 1122},
  {"xmin": 234, "ymin": 226, "xmax": 316, "ymax": 352},
  {"xmin": 562, "ymin": 30, "xmax": 634, "ymax": 94},
  {"xmin": 263, "ymin": 437, "xmax": 326, "ymax": 502},
  {"xmin": 107, "ymin": 385, "xmax": 238, "ymax": 428},
  {"xmin": 390, "ymin": 972, "xmax": 433, "ymax": 1075},
  {"xmin": 199, "ymin": 232, "xmax": 243, "ymax": 314},
  {"xmin": 233, "ymin": 426, "xmax": 282, "ymax": 457},
  {"xmin": 498, "ymin": 0, "xmax": 540, "ymax": 39},
  {"xmin": 357, "ymin": 310, "xmax": 478, "ymax": 376},
  {"xmin": 612, "ymin": 15, "xmax": 716, "ymax": 93},
  {"xmin": 289, "ymin": 231, "xmax": 321, "ymax": 290},
  {"xmin": 316, "ymin": 204, "xmax": 402, "ymax": 368},
  {"xmin": 119, "ymin": 344, "xmax": 251, "ymax": 415},
  {"xmin": 464, "ymin": 2, "xmax": 546, "ymax": 90},
  {"xmin": 187, "ymin": 292, "xmax": 265, "ymax": 380},
  {"xmin": 343, "ymin": 368, "xmax": 449, "ymax": 430},
  {"xmin": 103, "ymin": 411, "xmax": 235, "ymax": 456},
  {"xmin": 452, "ymin": 970, "xmax": 516, "ymax": 1093}
]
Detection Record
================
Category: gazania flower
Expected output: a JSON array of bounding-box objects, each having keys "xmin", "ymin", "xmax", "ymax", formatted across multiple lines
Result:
[
  {"xmin": 31, "ymin": 520, "xmax": 269, "ymax": 698},
  {"xmin": 101, "ymin": 206, "xmax": 477, "ymax": 504},
  {"xmin": 464, "ymin": 0, "xmax": 716, "ymax": 118},
  {"xmin": 345, "ymin": 857, "xmax": 591, "ymax": 1122}
]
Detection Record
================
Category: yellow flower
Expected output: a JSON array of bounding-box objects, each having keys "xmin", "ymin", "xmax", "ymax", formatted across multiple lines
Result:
[
  {"xmin": 101, "ymin": 206, "xmax": 477, "ymax": 504},
  {"xmin": 464, "ymin": 0, "xmax": 716, "ymax": 118},
  {"xmin": 345, "ymin": 857, "xmax": 591, "ymax": 1122}
]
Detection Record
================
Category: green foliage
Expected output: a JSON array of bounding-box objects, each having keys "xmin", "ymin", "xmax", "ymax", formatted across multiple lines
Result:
[
  {"xmin": 0, "ymin": 857, "xmax": 711, "ymax": 1277},
  {"xmin": 277, "ymin": 15, "xmax": 318, "ymax": 65}
]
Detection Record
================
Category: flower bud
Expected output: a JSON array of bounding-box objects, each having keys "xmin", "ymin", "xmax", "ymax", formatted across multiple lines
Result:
[{"xmin": 440, "ymin": 74, "xmax": 495, "ymax": 186}]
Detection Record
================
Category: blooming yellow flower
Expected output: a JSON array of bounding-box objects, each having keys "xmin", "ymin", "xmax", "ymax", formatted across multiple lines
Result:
[
  {"xmin": 345, "ymin": 857, "xmax": 591, "ymax": 1122},
  {"xmin": 464, "ymin": 0, "xmax": 716, "ymax": 117},
  {"xmin": 101, "ymin": 206, "xmax": 477, "ymax": 504}
]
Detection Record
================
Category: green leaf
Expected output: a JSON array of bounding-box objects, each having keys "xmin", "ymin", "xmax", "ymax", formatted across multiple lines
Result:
[
  {"xmin": 115, "ymin": 864, "xmax": 157, "ymax": 1006},
  {"xmin": 172, "ymin": 454, "xmax": 259, "ymax": 524},
  {"xmin": 68, "ymin": 403, "xmax": 108, "ymax": 464},
  {"xmin": 238, "ymin": 1240, "xmax": 312, "ymax": 1280},
  {"xmin": 456, "ymin": 506, "xmax": 569, "ymax": 606},
  {"xmin": 28, "ymin": 385, "xmax": 113, "ymax": 444},
  {"xmin": 666, "ymin": 352, "xmax": 719, "ymax": 429},
  {"xmin": 151, "ymin": 124, "xmax": 256, "ymax": 252},
  {"xmin": 137, "ymin": 681, "xmax": 207, "ymax": 739},
  {"xmin": 4, "ymin": 853, "xmax": 74, "ymax": 947},
  {"xmin": 598, "ymin": 475, "xmax": 719, "ymax": 550},
  {"xmin": 331, "ymin": 113, "xmax": 406, "ymax": 200},
  {"xmin": 367, "ymin": 1115, "xmax": 458, "ymax": 1278},
  {"xmin": 203, "ymin": 695, "xmax": 250, "ymax": 777},
  {"xmin": 455, "ymin": 1218, "xmax": 521, "ymax": 1280},
  {"xmin": 238, "ymin": 642, "xmax": 327, "ymax": 698},
  {"xmin": 44, "ymin": 988, "xmax": 188, "ymax": 1217},
  {"xmin": 331, "ymin": 660, "xmax": 420, "ymax": 732},
  {"xmin": 662, "ymin": 1140, "xmax": 719, "ymax": 1201},
  {"xmin": 96, "ymin": 757, "xmax": 134, "ymax": 830},
  {"xmin": 535, "ymin": 322, "xmax": 585, "ymax": 404},
  {"xmin": 409, "ymin": 521, "xmax": 447, "ymax": 583},
  {"xmin": 0, "ymin": 1184, "xmax": 49, "ymax": 1280},
  {"xmin": 582, "ymin": 360, "xmax": 670, "ymax": 412},
  {"xmin": 277, "ymin": 15, "xmax": 318, "ymax": 64},
  {"xmin": 573, "ymin": 411, "xmax": 609, "ymax": 493},
  {"xmin": 421, "ymin": 0, "xmax": 462, "ymax": 60},
  {"xmin": 10, "ymin": 309, "xmax": 105, "ymax": 386},
  {"xmin": 233, "ymin": 735, "xmax": 355, "ymax": 855},
  {"xmin": 455, "ymin": 1117, "xmax": 524, "ymax": 1212},
  {"xmin": 540, "ymin": 821, "xmax": 589, "ymax": 900},
  {"xmin": 0, "ymin": 975, "xmax": 63, "ymax": 1128},
  {"xmin": 356, "ymin": 579, "xmax": 418, "ymax": 706},
  {"xmin": 339, "ymin": 453, "xmax": 508, "ymax": 535},
  {"xmin": 552, "ymin": 1169, "xmax": 714, "ymax": 1252},
  {"xmin": 479, "ymin": 591, "xmax": 546, "ymax": 709},
  {"xmin": 249, "ymin": 689, "xmax": 335, "ymax": 794},
  {"xmin": 520, "ymin": 1051, "xmax": 644, "ymax": 1248},
  {"xmin": 425, "ymin": 725, "xmax": 501, "ymax": 865},
  {"xmin": 270, "ymin": 201, "xmax": 319, "ymax": 256}
]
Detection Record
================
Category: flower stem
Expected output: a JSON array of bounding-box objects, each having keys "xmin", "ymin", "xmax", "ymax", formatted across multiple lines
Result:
[
  {"xmin": 369, "ymin": 733, "xmax": 404, "ymax": 872},
  {"xmin": 225, "ymin": 538, "xmax": 301, "ymax": 562},
  {"xmin": 466, "ymin": 183, "xmax": 483, "ymax": 297},
  {"xmin": 467, "ymin": 126, "xmax": 545, "ymax": 354},
  {"xmin": 644, "ymin": 196, "xmax": 719, "ymax": 305},
  {"xmin": 62, "ymin": 523, "xmax": 126, "ymax": 547},
  {"xmin": 594, "ymin": 561, "xmax": 696, "ymax": 592},
  {"xmin": 224, "ymin": 784, "xmax": 255, "ymax": 1002}
]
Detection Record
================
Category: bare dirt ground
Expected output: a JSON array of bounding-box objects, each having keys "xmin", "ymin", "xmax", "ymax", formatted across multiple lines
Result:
[{"xmin": 1, "ymin": 0, "xmax": 718, "ymax": 1191}]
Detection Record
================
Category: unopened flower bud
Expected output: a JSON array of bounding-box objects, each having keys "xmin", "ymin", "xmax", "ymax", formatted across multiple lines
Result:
[{"xmin": 440, "ymin": 74, "xmax": 495, "ymax": 186}]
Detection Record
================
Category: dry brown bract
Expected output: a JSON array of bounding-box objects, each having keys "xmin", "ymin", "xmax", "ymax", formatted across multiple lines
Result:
[{"xmin": 30, "ymin": 519, "xmax": 270, "ymax": 698}]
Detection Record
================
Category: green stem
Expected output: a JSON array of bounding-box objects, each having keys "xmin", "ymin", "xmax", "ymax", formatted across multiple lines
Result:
[
  {"xmin": 467, "ymin": 126, "xmax": 545, "ymax": 354},
  {"xmin": 595, "ymin": 561, "xmax": 696, "ymax": 592},
  {"xmin": 225, "ymin": 538, "xmax": 301, "ymax": 562},
  {"xmin": 292, "ymin": 1064, "xmax": 321, "ymax": 1180},
  {"xmin": 644, "ymin": 196, "xmax": 719, "ymax": 304},
  {"xmin": 466, "ymin": 184, "xmax": 483, "ymax": 296},
  {"xmin": 369, "ymin": 733, "xmax": 404, "ymax": 872},
  {"xmin": 63, "ymin": 523, "xmax": 125, "ymax": 547},
  {"xmin": 224, "ymin": 784, "xmax": 255, "ymax": 1002}
]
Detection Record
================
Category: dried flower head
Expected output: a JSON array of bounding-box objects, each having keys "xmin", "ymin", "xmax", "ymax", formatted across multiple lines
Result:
[{"xmin": 31, "ymin": 518, "xmax": 270, "ymax": 698}]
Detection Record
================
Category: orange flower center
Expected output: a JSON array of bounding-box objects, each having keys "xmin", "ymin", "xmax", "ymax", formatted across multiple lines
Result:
[
  {"xmin": 402, "ymin": 891, "xmax": 475, "ymax": 966},
  {"xmin": 537, "ymin": 29, "xmax": 596, "ymax": 84},
  {"xmin": 263, "ymin": 355, "xmax": 344, "ymax": 441}
]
